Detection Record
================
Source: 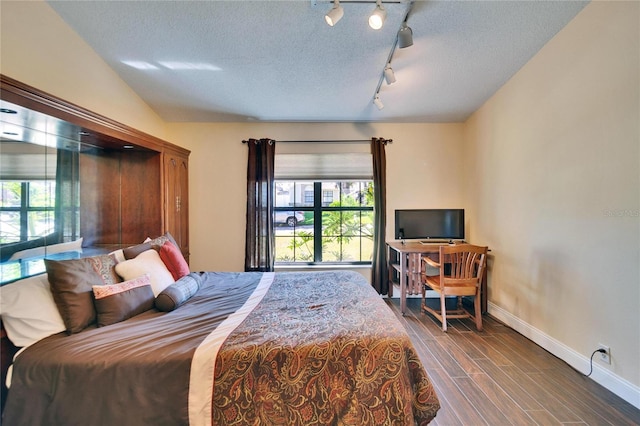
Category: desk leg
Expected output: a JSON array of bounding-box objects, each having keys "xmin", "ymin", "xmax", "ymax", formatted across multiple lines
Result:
[
  {"xmin": 387, "ymin": 245, "xmax": 393, "ymax": 298},
  {"xmin": 400, "ymin": 252, "xmax": 407, "ymax": 315}
]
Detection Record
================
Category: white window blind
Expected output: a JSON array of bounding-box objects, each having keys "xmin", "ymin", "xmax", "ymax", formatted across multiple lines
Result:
[
  {"xmin": 274, "ymin": 142, "xmax": 372, "ymax": 180},
  {"xmin": 0, "ymin": 143, "xmax": 57, "ymax": 180}
]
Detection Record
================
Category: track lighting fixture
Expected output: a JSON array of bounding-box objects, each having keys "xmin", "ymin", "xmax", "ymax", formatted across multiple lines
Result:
[
  {"xmin": 325, "ymin": 0, "xmax": 344, "ymax": 27},
  {"xmin": 361, "ymin": 0, "xmax": 414, "ymax": 111},
  {"xmin": 398, "ymin": 22, "xmax": 413, "ymax": 48},
  {"xmin": 384, "ymin": 65, "xmax": 396, "ymax": 85},
  {"xmin": 373, "ymin": 95, "xmax": 384, "ymax": 110},
  {"xmin": 368, "ymin": 0, "xmax": 386, "ymax": 30}
]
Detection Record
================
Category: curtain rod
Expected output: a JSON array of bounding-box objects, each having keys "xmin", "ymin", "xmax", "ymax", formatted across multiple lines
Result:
[{"xmin": 242, "ymin": 139, "xmax": 392, "ymax": 144}]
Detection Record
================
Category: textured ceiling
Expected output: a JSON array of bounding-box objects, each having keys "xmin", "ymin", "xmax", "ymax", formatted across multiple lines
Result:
[{"xmin": 47, "ymin": 0, "xmax": 589, "ymax": 123}]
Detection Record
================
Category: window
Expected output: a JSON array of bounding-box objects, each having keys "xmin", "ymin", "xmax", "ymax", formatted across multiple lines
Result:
[
  {"xmin": 0, "ymin": 143, "xmax": 79, "ymax": 263},
  {"xmin": 274, "ymin": 180, "xmax": 374, "ymax": 264},
  {"xmin": 273, "ymin": 143, "xmax": 375, "ymax": 265},
  {"xmin": 304, "ymin": 189, "xmax": 314, "ymax": 204},
  {"xmin": 0, "ymin": 181, "xmax": 56, "ymax": 244},
  {"xmin": 322, "ymin": 190, "xmax": 334, "ymax": 205}
]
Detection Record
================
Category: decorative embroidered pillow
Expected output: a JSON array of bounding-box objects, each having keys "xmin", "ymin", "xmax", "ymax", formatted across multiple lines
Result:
[
  {"xmin": 155, "ymin": 273, "xmax": 202, "ymax": 312},
  {"xmin": 93, "ymin": 274, "xmax": 155, "ymax": 327},
  {"xmin": 115, "ymin": 249, "xmax": 175, "ymax": 297},
  {"xmin": 158, "ymin": 240, "xmax": 189, "ymax": 281},
  {"xmin": 45, "ymin": 254, "xmax": 121, "ymax": 334}
]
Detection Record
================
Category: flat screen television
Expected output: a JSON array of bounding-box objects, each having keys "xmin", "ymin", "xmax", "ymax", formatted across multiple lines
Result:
[{"xmin": 394, "ymin": 209, "xmax": 465, "ymax": 241}]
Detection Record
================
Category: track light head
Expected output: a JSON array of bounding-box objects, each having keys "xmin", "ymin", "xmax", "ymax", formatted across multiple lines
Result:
[
  {"xmin": 373, "ymin": 95, "xmax": 384, "ymax": 110},
  {"xmin": 325, "ymin": 0, "xmax": 344, "ymax": 27},
  {"xmin": 398, "ymin": 22, "xmax": 413, "ymax": 48},
  {"xmin": 384, "ymin": 65, "xmax": 396, "ymax": 85},
  {"xmin": 368, "ymin": 1, "xmax": 386, "ymax": 30}
]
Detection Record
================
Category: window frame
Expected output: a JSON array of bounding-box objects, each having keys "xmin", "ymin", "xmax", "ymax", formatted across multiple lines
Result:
[
  {"xmin": 0, "ymin": 181, "xmax": 56, "ymax": 243},
  {"xmin": 274, "ymin": 180, "xmax": 374, "ymax": 266},
  {"xmin": 0, "ymin": 180, "xmax": 59, "ymax": 262}
]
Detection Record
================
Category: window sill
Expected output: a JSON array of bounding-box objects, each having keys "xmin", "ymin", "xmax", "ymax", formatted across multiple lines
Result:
[{"xmin": 275, "ymin": 263, "xmax": 372, "ymax": 271}]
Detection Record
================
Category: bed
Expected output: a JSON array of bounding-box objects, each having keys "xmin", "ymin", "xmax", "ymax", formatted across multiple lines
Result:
[{"xmin": 0, "ymin": 239, "xmax": 440, "ymax": 425}]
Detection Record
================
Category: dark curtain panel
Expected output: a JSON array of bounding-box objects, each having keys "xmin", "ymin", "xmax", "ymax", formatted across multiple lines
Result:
[
  {"xmin": 371, "ymin": 137, "xmax": 388, "ymax": 294},
  {"xmin": 244, "ymin": 138, "xmax": 276, "ymax": 272},
  {"xmin": 54, "ymin": 149, "xmax": 80, "ymax": 244}
]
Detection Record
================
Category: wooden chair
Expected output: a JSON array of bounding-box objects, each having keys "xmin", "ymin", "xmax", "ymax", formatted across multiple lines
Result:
[{"xmin": 421, "ymin": 244, "xmax": 488, "ymax": 332}]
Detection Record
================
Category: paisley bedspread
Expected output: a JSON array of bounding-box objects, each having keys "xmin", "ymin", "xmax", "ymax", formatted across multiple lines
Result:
[
  {"xmin": 211, "ymin": 271, "xmax": 440, "ymax": 425},
  {"xmin": 3, "ymin": 270, "xmax": 439, "ymax": 425}
]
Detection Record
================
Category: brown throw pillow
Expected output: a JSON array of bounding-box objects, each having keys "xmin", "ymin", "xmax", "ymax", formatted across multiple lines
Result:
[
  {"xmin": 45, "ymin": 254, "xmax": 121, "ymax": 334},
  {"xmin": 93, "ymin": 274, "xmax": 155, "ymax": 327},
  {"xmin": 122, "ymin": 232, "xmax": 180, "ymax": 260}
]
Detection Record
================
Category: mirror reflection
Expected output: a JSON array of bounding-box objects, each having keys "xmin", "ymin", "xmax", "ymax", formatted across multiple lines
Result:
[{"xmin": 1, "ymin": 100, "xmax": 82, "ymax": 282}]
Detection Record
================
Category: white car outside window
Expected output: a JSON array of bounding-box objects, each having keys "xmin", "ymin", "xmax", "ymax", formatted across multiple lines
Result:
[{"xmin": 274, "ymin": 211, "xmax": 305, "ymax": 227}]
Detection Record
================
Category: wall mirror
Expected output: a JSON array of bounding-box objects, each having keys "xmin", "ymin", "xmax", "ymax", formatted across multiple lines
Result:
[
  {"xmin": 1, "ymin": 100, "xmax": 86, "ymax": 282},
  {"xmin": 0, "ymin": 75, "xmax": 165, "ymax": 284}
]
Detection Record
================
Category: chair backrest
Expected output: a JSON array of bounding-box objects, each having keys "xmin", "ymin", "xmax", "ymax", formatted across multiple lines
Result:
[{"xmin": 438, "ymin": 244, "xmax": 488, "ymax": 293}]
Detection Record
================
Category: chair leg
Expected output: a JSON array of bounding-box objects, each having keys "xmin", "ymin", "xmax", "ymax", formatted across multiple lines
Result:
[
  {"xmin": 440, "ymin": 293, "xmax": 447, "ymax": 332},
  {"xmin": 474, "ymin": 293, "xmax": 483, "ymax": 331}
]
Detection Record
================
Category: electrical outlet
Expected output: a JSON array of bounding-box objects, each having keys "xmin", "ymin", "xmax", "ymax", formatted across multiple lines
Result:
[{"xmin": 598, "ymin": 344, "xmax": 611, "ymax": 364}]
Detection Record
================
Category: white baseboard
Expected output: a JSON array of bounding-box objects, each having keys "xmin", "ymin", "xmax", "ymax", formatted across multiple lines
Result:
[{"xmin": 488, "ymin": 302, "xmax": 640, "ymax": 410}]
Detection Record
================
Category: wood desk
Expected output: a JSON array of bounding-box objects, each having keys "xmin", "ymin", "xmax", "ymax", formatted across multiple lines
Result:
[{"xmin": 386, "ymin": 241, "xmax": 488, "ymax": 315}]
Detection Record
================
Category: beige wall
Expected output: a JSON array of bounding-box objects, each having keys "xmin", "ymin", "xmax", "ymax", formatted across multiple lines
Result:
[
  {"xmin": 165, "ymin": 122, "xmax": 464, "ymax": 272},
  {"xmin": 464, "ymin": 0, "xmax": 639, "ymax": 397},
  {"xmin": 0, "ymin": 1, "xmax": 166, "ymax": 139}
]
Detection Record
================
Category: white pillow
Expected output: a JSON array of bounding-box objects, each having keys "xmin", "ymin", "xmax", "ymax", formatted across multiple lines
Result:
[
  {"xmin": 114, "ymin": 249, "xmax": 174, "ymax": 297},
  {"xmin": 8, "ymin": 237, "xmax": 84, "ymax": 261},
  {"xmin": 0, "ymin": 273, "xmax": 66, "ymax": 347}
]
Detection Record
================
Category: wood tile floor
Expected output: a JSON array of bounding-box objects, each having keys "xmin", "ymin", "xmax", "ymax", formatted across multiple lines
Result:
[{"xmin": 385, "ymin": 297, "xmax": 640, "ymax": 425}]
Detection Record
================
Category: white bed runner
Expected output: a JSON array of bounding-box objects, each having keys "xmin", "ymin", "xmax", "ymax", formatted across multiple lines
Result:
[{"xmin": 188, "ymin": 272, "xmax": 275, "ymax": 426}]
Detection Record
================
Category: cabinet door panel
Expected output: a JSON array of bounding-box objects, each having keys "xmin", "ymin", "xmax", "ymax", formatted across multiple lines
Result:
[
  {"xmin": 121, "ymin": 152, "xmax": 162, "ymax": 244},
  {"xmin": 80, "ymin": 151, "xmax": 162, "ymax": 247},
  {"xmin": 177, "ymin": 158, "xmax": 189, "ymax": 255},
  {"xmin": 80, "ymin": 153, "xmax": 121, "ymax": 246},
  {"xmin": 164, "ymin": 153, "xmax": 189, "ymax": 260}
]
